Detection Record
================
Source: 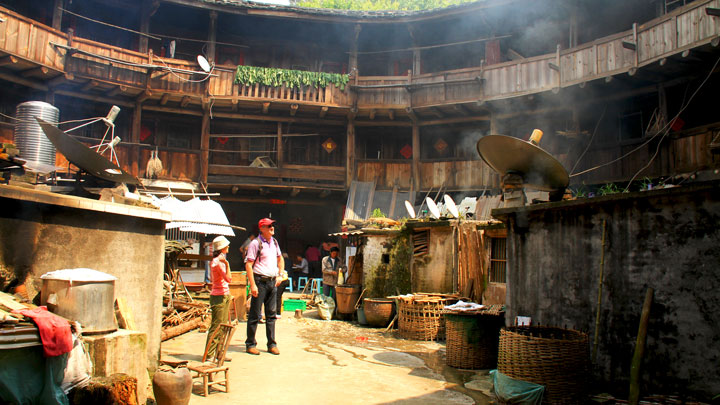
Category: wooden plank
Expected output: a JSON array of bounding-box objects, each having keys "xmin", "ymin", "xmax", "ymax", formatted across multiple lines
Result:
[
  {"xmin": 208, "ymin": 164, "xmax": 346, "ymax": 181},
  {"xmin": 0, "ymin": 291, "xmax": 28, "ymax": 311},
  {"xmin": 115, "ymin": 297, "xmax": 137, "ymax": 330}
]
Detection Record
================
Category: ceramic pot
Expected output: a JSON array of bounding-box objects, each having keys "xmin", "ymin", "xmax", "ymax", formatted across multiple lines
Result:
[{"xmin": 152, "ymin": 366, "xmax": 192, "ymax": 405}]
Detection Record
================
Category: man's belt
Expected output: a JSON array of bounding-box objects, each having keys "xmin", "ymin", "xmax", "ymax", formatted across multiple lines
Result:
[{"xmin": 254, "ymin": 274, "xmax": 276, "ymax": 282}]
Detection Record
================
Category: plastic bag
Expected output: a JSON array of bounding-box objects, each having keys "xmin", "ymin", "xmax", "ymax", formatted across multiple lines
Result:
[
  {"xmin": 61, "ymin": 322, "xmax": 92, "ymax": 393},
  {"xmin": 314, "ymin": 294, "xmax": 335, "ymax": 320},
  {"xmin": 490, "ymin": 369, "xmax": 544, "ymax": 405}
]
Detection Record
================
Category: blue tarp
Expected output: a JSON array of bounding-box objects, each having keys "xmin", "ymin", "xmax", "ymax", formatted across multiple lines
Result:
[{"xmin": 490, "ymin": 369, "xmax": 545, "ymax": 405}]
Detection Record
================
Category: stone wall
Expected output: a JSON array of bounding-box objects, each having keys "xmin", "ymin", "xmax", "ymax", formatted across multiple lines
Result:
[
  {"xmin": 0, "ymin": 185, "xmax": 168, "ymax": 370},
  {"xmin": 494, "ymin": 183, "xmax": 720, "ymax": 399}
]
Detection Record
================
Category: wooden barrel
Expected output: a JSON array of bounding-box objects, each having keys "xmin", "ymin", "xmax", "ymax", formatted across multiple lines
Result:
[{"xmin": 335, "ymin": 284, "xmax": 362, "ymax": 314}]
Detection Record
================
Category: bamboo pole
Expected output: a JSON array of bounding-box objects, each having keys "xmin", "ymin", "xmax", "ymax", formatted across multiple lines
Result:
[
  {"xmin": 592, "ymin": 219, "xmax": 607, "ymax": 363},
  {"xmin": 629, "ymin": 287, "xmax": 654, "ymax": 405}
]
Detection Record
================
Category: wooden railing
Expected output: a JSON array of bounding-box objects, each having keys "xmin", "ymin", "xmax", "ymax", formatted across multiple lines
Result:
[
  {"xmin": 3, "ymin": 0, "xmax": 720, "ymax": 111},
  {"xmin": 208, "ymin": 163, "xmax": 345, "ymax": 186}
]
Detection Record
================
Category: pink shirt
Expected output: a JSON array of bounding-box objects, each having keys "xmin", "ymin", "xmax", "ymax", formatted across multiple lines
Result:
[
  {"xmin": 245, "ymin": 236, "xmax": 280, "ymax": 277},
  {"xmin": 210, "ymin": 255, "xmax": 230, "ymax": 296}
]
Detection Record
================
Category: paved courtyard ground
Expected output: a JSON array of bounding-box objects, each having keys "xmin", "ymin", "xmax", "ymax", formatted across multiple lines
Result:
[{"xmin": 160, "ymin": 306, "xmax": 495, "ymax": 405}]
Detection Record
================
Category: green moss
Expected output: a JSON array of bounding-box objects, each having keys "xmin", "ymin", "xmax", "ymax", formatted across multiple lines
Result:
[{"xmin": 365, "ymin": 233, "xmax": 412, "ymax": 298}]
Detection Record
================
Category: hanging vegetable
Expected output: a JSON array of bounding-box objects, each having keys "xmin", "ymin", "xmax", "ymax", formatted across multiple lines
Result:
[{"xmin": 234, "ymin": 65, "xmax": 350, "ymax": 91}]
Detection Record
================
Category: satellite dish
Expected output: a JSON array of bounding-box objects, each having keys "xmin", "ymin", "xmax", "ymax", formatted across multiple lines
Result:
[
  {"xmin": 443, "ymin": 195, "xmax": 459, "ymax": 218},
  {"xmin": 476, "ymin": 134, "xmax": 569, "ymax": 192},
  {"xmin": 197, "ymin": 55, "xmax": 212, "ymax": 73},
  {"xmin": 425, "ymin": 197, "xmax": 441, "ymax": 219},
  {"xmin": 404, "ymin": 200, "xmax": 416, "ymax": 219}
]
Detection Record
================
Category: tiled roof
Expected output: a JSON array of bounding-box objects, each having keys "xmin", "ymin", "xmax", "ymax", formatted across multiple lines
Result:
[{"xmin": 168, "ymin": 0, "xmax": 495, "ymax": 20}]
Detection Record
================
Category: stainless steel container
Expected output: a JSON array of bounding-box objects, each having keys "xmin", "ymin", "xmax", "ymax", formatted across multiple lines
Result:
[
  {"xmin": 14, "ymin": 101, "xmax": 59, "ymax": 165},
  {"xmin": 40, "ymin": 268, "xmax": 118, "ymax": 334}
]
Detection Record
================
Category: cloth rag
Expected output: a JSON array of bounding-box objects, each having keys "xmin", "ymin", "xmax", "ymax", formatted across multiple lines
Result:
[{"xmin": 14, "ymin": 306, "xmax": 73, "ymax": 357}]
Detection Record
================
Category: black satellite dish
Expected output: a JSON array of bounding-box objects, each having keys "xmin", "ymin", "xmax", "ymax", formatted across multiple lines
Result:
[
  {"xmin": 476, "ymin": 134, "xmax": 569, "ymax": 192},
  {"xmin": 37, "ymin": 118, "xmax": 140, "ymax": 185}
]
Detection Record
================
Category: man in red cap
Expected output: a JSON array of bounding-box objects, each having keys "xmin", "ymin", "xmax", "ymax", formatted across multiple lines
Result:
[{"xmin": 244, "ymin": 217, "xmax": 285, "ymax": 355}]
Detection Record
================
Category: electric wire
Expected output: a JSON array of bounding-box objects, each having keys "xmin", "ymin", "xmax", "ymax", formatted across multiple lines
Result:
[{"xmin": 569, "ymin": 104, "xmax": 607, "ymax": 176}]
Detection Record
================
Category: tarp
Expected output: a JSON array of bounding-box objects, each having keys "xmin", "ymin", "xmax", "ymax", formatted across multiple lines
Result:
[
  {"xmin": 490, "ymin": 370, "xmax": 544, "ymax": 405},
  {"xmin": 154, "ymin": 196, "xmax": 235, "ymax": 236}
]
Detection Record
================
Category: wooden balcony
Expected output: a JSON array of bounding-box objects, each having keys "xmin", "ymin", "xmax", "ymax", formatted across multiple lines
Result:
[{"xmin": 356, "ymin": 159, "xmax": 500, "ymax": 191}]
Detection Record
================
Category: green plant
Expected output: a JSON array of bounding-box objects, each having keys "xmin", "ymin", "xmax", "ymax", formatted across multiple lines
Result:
[
  {"xmin": 598, "ymin": 183, "xmax": 620, "ymax": 196},
  {"xmin": 640, "ymin": 177, "xmax": 653, "ymax": 191},
  {"xmin": 371, "ymin": 208, "xmax": 386, "ymax": 218},
  {"xmin": 234, "ymin": 65, "xmax": 350, "ymax": 91},
  {"xmin": 573, "ymin": 183, "xmax": 588, "ymax": 198}
]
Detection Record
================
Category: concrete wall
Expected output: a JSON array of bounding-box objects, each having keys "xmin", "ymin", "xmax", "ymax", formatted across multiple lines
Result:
[
  {"xmin": 411, "ymin": 227, "xmax": 454, "ymax": 293},
  {"xmin": 0, "ymin": 186, "xmax": 167, "ymax": 369},
  {"xmin": 495, "ymin": 183, "xmax": 720, "ymax": 399}
]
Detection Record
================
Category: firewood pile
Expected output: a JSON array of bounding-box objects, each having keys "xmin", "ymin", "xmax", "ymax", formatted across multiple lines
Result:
[{"xmin": 160, "ymin": 297, "xmax": 209, "ymax": 341}]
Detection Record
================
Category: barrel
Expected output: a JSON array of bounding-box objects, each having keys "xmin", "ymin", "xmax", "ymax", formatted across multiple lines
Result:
[
  {"xmin": 335, "ymin": 284, "xmax": 361, "ymax": 314},
  {"xmin": 14, "ymin": 101, "xmax": 59, "ymax": 165}
]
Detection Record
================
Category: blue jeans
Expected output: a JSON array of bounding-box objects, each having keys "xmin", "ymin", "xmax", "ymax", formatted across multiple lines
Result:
[{"xmin": 246, "ymin": 275, "xmax": 277, "ymax": 349}]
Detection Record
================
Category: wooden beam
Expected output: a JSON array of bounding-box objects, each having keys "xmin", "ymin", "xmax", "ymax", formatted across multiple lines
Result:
[
  {"xmin": 180, "ymin": 96, "xmax": 191, "ymax": 107},
  {"xmin": 705, "ymin": 7, "xmax": 720, "ymax": 17},
  {"xmin": 48, "ymin": 73, "xmax": 74, "ymax": 88},
  {"xmin": 290, "ymin": 187, "xmax": 300, "ymax": 197},
  {"xmin": 622, "ymin": 41, "xmax": 637, "ymax": 51},
  {"xmin": 0, "ymin": 55, "xmax": 19, "ymax": 67},
  {"xmin": 21, "ymin": 66, "xmax": 49, "ymax": 78},
  {"xmin": 207, "ymin": 11, "xmax": 218, "ymax": 63},
  {"xmin": 418, "ymin": 115, "xmax": 490, "ymax": 126},
  {"xmin": 137, "ymin": 89, "xmax": 152, "ymax": 103},
  {"xmin": 159, "ymin": 93, "xmax": 170, "ymax": 105},
  {"xmin": 81, "ymin": 80, "xmax": 100, "ymax": 92},
  {"xmin": 209, "ymin": 164, "xmax": 346, "ymax": 181},
  {"xmin": 231, "ymin": 97, "xmax": 239, "ymax": 112},
  {"xmin": 290, "ymin": 104, "xmax": 299, "ymax": 116},
  {"xmin": 406, "ymin": 107, "xmax": 418, "ymax": 123},
  {"xmin": 201, "ymin": 110, "xmax": 210, "ymax": 183},
  {"xmin": 0, "ymin": 71, "xmax": 49, "ymax": 91},
  {"xmin": 262, "ymin": 102, "xmax": 270, "ymax": 114},
  {"xmin": 346, "ymin": 121, "xmax": 355, "ymax": 186},
  {"xmin": 106, "ymin": 85, "xmax": 127, "ymax": 97},
  {"xmin": 276, "ymin": 121, "xmax": 283, "ymax": 168},
  {"xmin": 131, "ymin": 102, "xmax": 142, "ymax": 176},
  {"xmin": 319, "ymin": 106, "xmax": 328, "ymax": 118},
  {"xmin": 412, "ymin": 124, "xmax": 420, "ymax": 191}
]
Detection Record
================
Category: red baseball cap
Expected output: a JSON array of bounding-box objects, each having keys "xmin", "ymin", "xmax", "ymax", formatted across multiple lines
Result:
[{"xmin": 258, "ymin": 218, "xmax": 276, "ymax": 228}]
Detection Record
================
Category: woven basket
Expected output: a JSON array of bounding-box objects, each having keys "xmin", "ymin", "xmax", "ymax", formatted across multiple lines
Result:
[
  {"xmin": 398, "ymin": 296, "xmax": 457, "ymax": 341},
  {"xmin": 445, "ymin": 312, "xmax": 504, "ymax": 369},
  {"xmin": 498, "ymin": 326, "xmax": 589, "ymax": 404}
]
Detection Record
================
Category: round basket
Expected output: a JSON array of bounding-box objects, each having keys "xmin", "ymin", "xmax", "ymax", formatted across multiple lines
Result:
[
  {"xmin": 398, "ymin": 296, "xmax": 457, "ymax": 341},
  {"xmin": 498, "ymin": 326, "xmax": 589, "ymax": 404},
  {"xmin": 445, "ymin": 313, "xmax": 503, "ymax": 369}
]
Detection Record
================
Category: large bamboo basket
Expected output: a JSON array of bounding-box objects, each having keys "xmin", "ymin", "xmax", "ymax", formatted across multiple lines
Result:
[
  {"xmin": 396, "ymin": 294, "xmax": 458, "ymax": 341},
  {"xmin": 498, "ymin": 326, "xmax": 589, "ymax": 404},
  {"xmin": 444, "ymin": 308, "xmax": 504, "ymax": 369}
]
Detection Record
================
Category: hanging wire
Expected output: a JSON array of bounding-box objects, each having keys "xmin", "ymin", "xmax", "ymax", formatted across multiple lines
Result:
[
  {"xmin": 569, "ymin": 104, "xmax": 607, "ymax": 176},
  {"xmin": 570, "ymin": 54, "xmax": 720, "ymax": 180}
]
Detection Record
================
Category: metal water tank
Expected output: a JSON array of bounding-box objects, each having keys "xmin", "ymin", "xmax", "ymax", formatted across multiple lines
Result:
[{"xmin": 14, "ymin": 101, "xmax": 59, "ymax": 165}]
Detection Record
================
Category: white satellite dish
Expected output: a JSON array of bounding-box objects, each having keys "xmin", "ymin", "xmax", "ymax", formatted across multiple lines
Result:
[
  {"xmin": 444, "ymin": 194, "xmax": 460, "ymax": 218},
  {"xmin": 197, "ymin": 55, "xmax": 212, "ymax": 73},
  {"xmin": 404, "ymin": 200, "xmax": 416, "ymax": 219},
  {"xmin": 426, "ymin": 197, "xmax": 441, "ymax": 219}
]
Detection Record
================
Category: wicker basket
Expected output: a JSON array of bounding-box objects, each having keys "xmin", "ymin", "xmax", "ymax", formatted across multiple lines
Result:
[
  {"xmin": 498, "ymin": 326, "xmax": 589, "ymax": 404},
  {"xmin": 445, "ymin": 312, "xmax": 504, "ymax": 369},
  {"xmin": 398, "ymin": 295, "xmax": 458, "ymax": 341}
]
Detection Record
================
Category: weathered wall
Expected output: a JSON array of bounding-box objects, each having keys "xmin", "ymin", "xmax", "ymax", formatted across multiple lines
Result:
[
  {"xmin": 362, "ymin": 233, "xmax": 393, "ymax": 298},
  {"xmin": 496, "ymin": 183, "xmax": 720, "ymax": 399},
  {"xmin": 412, "ymin": 227, "xmax": 454, "ymax": 293},
  {"xmin": 0, "ymin": 186, "xmax": 167, "ymax": 369}
]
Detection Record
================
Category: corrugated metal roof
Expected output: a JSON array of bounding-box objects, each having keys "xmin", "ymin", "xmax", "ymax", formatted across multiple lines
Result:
[{"xmin": 328, "ymin": 230, "xmax": 364, "ymax": 236}]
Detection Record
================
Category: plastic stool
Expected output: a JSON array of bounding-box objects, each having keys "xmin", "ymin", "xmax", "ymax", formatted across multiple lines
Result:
[
  {"xmin": 310, "ymin": 278, "xmax": 323, "ymax": 295},
  {"xmin": 286, "ymin": 278, "xmax": 293, "ymax": 292},
  {"xmin": 297, "ymin": 277, "xmax": 308, "ymax": 291}
]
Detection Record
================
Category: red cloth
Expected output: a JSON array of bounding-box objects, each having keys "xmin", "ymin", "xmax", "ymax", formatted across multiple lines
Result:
[{"xmin": 14, "ymin": 306, "xmax": 73, "ymax": 357}]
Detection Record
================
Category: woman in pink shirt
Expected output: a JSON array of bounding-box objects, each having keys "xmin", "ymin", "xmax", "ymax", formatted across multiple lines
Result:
[{"xmin": 205, "ymin": 236, "xmax": 232, "ymax": 358}]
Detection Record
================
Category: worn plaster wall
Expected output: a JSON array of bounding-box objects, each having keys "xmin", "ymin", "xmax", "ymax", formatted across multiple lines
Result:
[
  {"xmin": 362, "ymin": 234, "xmax": 391, "ymax": 297},
  {"xmin": 499, "ymin": 184, "xmax": 720, "ymax": 399},
  {"xmin": 412, "ymin": 228, "xmax": 454, "ymax": 293},
  {"xmin": 0, "ymin": 192, "xmax": 166, "ymax": 369}
]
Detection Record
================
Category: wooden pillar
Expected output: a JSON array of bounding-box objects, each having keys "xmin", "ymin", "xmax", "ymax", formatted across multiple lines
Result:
[
  {"xmin": 276, "ymin": 122, "xmax": 283, "ymax": 168},
  {"xmin": 52, "ymin": 0, "xmax": 63, "ymax": 30},
  {"xmin": 138, "ymin": 0, "xmax": 151, "ymax": 54},
  {"xmin": 407, "ymin": 24, "xmax": 421, "ymax": 75},
  {"xmin": 207, "ymin": 11, "xmax": 218, "ymax": 63},
  {"xmin": 200, "ymin": 110, "xmax": 210, "ymax": 183},
  {"xmin": 349, "ymin": 24, "xmax": 362, "ymax": 75},
  {"xmin": 131, "ymin": 102, "xmax": 142, "ymax": 177},
  {"xmin": 346, "ymin": 120, "xmax": 355, "ymax": 187},
  {"xmin": 412, "ymin": 124, "xmax": 420, "ymax": 192}
]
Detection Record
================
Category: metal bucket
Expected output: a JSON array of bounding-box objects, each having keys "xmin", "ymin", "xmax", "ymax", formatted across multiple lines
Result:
[
  {"xmin": 14, "ymin": 101, "xmax": 59, "ymax": 165},
  {"xmin": 40, "ymin": 268, "xmax": 118, "ymax": 334}
]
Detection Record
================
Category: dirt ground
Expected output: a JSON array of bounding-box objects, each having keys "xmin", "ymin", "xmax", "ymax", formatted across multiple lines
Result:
[{"xmin": 159, "ymin": 303, "xmax": 496, "ymax": 405}]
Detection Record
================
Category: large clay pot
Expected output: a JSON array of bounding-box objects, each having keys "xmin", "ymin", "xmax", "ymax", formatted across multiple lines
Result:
[
  {"xmin": 363, "ymin": 298, "xmax": 395, "ymax": 327},
  {"xmin": 152, "ymin": 366, "xmax": 192, "ymax": 405}
]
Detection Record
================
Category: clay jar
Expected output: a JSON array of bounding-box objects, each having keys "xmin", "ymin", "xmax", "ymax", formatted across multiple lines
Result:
[{"xmin": 152, "ymin": 366, "xmax": 192, "ymax": 405}]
